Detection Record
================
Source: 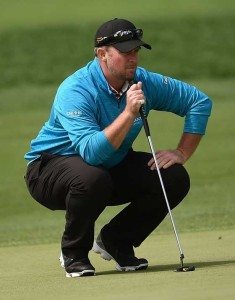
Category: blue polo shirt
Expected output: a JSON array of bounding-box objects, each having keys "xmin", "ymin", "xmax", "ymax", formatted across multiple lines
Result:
[{"xmin": 24, "ymin": 58, "xmax": 212, "ymax": 168}]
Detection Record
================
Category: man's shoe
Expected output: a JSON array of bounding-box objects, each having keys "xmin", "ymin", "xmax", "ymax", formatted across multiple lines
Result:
[
  {"xmin": 92, "ymin": 233, "xmax": 148, "ymax": 271},
  {"xmin": 59, "ymin": 252, "xmax": 95, "ymax": 277}
]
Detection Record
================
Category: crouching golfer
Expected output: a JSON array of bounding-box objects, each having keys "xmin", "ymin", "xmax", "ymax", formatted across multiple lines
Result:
[{"xmin": 24, "ymin": 18, "xmax": 212, "ymax": 277}]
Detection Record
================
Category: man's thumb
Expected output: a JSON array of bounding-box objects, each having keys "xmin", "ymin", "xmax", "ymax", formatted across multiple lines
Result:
[{"xmin": 137, "ymin": 81, "xmax": 142, "ymax": 90}]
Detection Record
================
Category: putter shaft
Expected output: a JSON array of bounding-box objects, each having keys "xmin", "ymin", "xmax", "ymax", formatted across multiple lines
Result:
[{"xmin": 139, "ymin": 107, "xmax": 185, "ymax": 264}]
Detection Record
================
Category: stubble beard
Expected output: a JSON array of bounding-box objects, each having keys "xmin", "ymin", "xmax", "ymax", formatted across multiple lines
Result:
[{"xmin": 117, "ymin": 66, "xmax": 137, "ymax": 82}]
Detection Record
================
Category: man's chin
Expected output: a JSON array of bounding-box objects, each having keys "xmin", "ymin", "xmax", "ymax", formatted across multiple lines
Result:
[{"xmin": 126, "ymin": 70, "xmax": 136, "ymax": 80}]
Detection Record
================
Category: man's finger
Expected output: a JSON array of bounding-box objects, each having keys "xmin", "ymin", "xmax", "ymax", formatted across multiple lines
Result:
[
  {"xmin": 129, "ymin": 82, "xmax": 142, "ymax": 91},
  {"xmin": 147, "ymin": 158, "xmax": 154, "ymax": 166},
  {"xmin": 129, "ymin": 83, "xmax": 138, "ymax": 91}
]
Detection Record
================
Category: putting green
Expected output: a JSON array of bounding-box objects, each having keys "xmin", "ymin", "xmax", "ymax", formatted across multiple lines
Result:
[{"xmin": 1, "ymin": 230, "xmax": 234, "ymax": 300}]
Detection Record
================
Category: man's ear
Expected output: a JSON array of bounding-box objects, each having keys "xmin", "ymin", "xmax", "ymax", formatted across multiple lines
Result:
[{"xmin": 97, "ymin": 47, "xmax": 107, "ymax": 62}]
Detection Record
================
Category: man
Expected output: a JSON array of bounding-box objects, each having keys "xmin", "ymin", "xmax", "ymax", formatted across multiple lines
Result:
[{"xmin": 24, "ymin": 18, "xmax": 212, "ymax": 277}]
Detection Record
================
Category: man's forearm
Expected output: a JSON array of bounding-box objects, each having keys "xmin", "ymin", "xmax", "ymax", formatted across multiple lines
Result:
[
  {"xmin": 176, "ymin": 133, "xmax": 203, "ymax": 161},
  {"xmin": 104, "ymin": 110, "xmax": 136, "ymax": 149}
]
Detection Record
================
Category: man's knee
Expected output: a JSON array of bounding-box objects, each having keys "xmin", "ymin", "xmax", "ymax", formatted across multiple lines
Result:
[{"xmin": 163, "ymin": 164, "xmax": 190, "ymax": 208}]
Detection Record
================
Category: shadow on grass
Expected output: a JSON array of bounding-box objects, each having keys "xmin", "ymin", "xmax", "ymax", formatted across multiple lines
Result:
[{"xmin": 96, "ymin": 259, "xmax": 235, "ymax": 276}]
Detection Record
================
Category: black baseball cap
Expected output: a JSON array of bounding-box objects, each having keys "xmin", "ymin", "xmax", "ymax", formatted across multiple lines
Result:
[{"xmin": 94, "ymin": 18, "xmax": 152, "ymax": 53}]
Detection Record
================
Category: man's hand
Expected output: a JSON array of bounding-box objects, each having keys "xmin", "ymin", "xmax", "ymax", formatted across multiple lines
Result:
[
  {"xmin": 147, "ymin": 149, "xmax": 186, "ymax": 170},
  {"xmin": 104, "ymin": 81, "xmax": 145, "ymax": 149},
  {"xmin": 125, "ymin": 81, "xmax": 145, "ymax": 116}
]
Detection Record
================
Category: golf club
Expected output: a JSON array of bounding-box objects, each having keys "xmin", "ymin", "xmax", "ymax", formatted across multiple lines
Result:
[{"xmin": 139, "ymin": 105, "xmax": 195, "ymax": 272}]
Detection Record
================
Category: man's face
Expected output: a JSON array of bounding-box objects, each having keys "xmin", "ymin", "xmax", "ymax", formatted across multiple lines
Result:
[{"xmin": 103, "ymin": 46, "xmax": 140, "ymax": 81}]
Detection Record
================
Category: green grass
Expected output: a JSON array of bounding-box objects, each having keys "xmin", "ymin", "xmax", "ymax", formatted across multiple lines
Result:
[
  {"xmin": 0, "ymin": 0, "xmax": 234, "ymax": 32},
  {"xmin": 0, "ymin": 0, "xmax": 235, "ymax": 299},
  {"xmin": 1, "ymin": 230, "xmax": 234, "ymax": 300},
  {"xmin": 0, "ymin": 1, "xmax": 234, "ymax": 87},
  {"xmin": 1, "ymin": 15, "xmax": 234, "ymax": 87}
]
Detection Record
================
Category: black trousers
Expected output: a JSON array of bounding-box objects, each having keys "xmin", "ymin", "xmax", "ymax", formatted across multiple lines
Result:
[{"xmin": 25, "ymin": 150, "xmax": 190, "ymax": 259}]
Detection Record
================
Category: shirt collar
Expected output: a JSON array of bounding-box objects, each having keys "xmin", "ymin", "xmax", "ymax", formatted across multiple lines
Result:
[{"xmin": 109, "ymin": 81, "xmax": 130, "ymax": 99}]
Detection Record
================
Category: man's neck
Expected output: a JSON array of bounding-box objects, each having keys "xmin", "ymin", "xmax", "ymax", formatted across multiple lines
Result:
[{"xmin": 105, "ymin": 74, "xmax": 126, "ymax": 92}]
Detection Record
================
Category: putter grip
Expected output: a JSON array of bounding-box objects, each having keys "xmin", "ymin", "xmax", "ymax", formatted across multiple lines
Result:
[{"xmin": 139, "ymin": 105, "xmax": 151, "ymax": 136}]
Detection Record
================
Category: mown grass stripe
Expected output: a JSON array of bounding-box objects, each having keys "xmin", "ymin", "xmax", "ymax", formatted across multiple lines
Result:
[{"xmin": 1, "ymin": 15, "xmax": 234, "ymax": 88}]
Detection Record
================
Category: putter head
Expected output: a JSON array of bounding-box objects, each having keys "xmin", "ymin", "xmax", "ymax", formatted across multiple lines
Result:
[{"xmin": 174, "ymin": 265, "xmax": 195, "ymax": 272}]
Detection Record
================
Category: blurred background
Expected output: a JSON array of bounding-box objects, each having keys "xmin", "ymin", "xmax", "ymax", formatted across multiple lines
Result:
[{"xmin": 0, "ymin": 0, "xmax": 234, "ymax": 247}]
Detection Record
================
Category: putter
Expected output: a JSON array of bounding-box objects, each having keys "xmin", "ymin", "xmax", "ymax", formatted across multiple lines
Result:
[{"xmin": 139, "ymin": 105, "xmax": 195, "ymax": 272}]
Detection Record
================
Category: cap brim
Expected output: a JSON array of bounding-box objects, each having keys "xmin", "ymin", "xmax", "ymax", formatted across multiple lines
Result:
[{"xmin": 113, "ymin": 39, "xmax": 151, "ymax": 53}]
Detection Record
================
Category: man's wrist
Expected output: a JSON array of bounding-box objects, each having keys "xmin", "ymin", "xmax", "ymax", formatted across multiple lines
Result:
[
  {"xmin": 176, "ymin": 147, "xmax": 187, "ymax": 161},
  {"xmin": 122, "ymin": 109, "xmax": 137, "ymax": 121}
]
